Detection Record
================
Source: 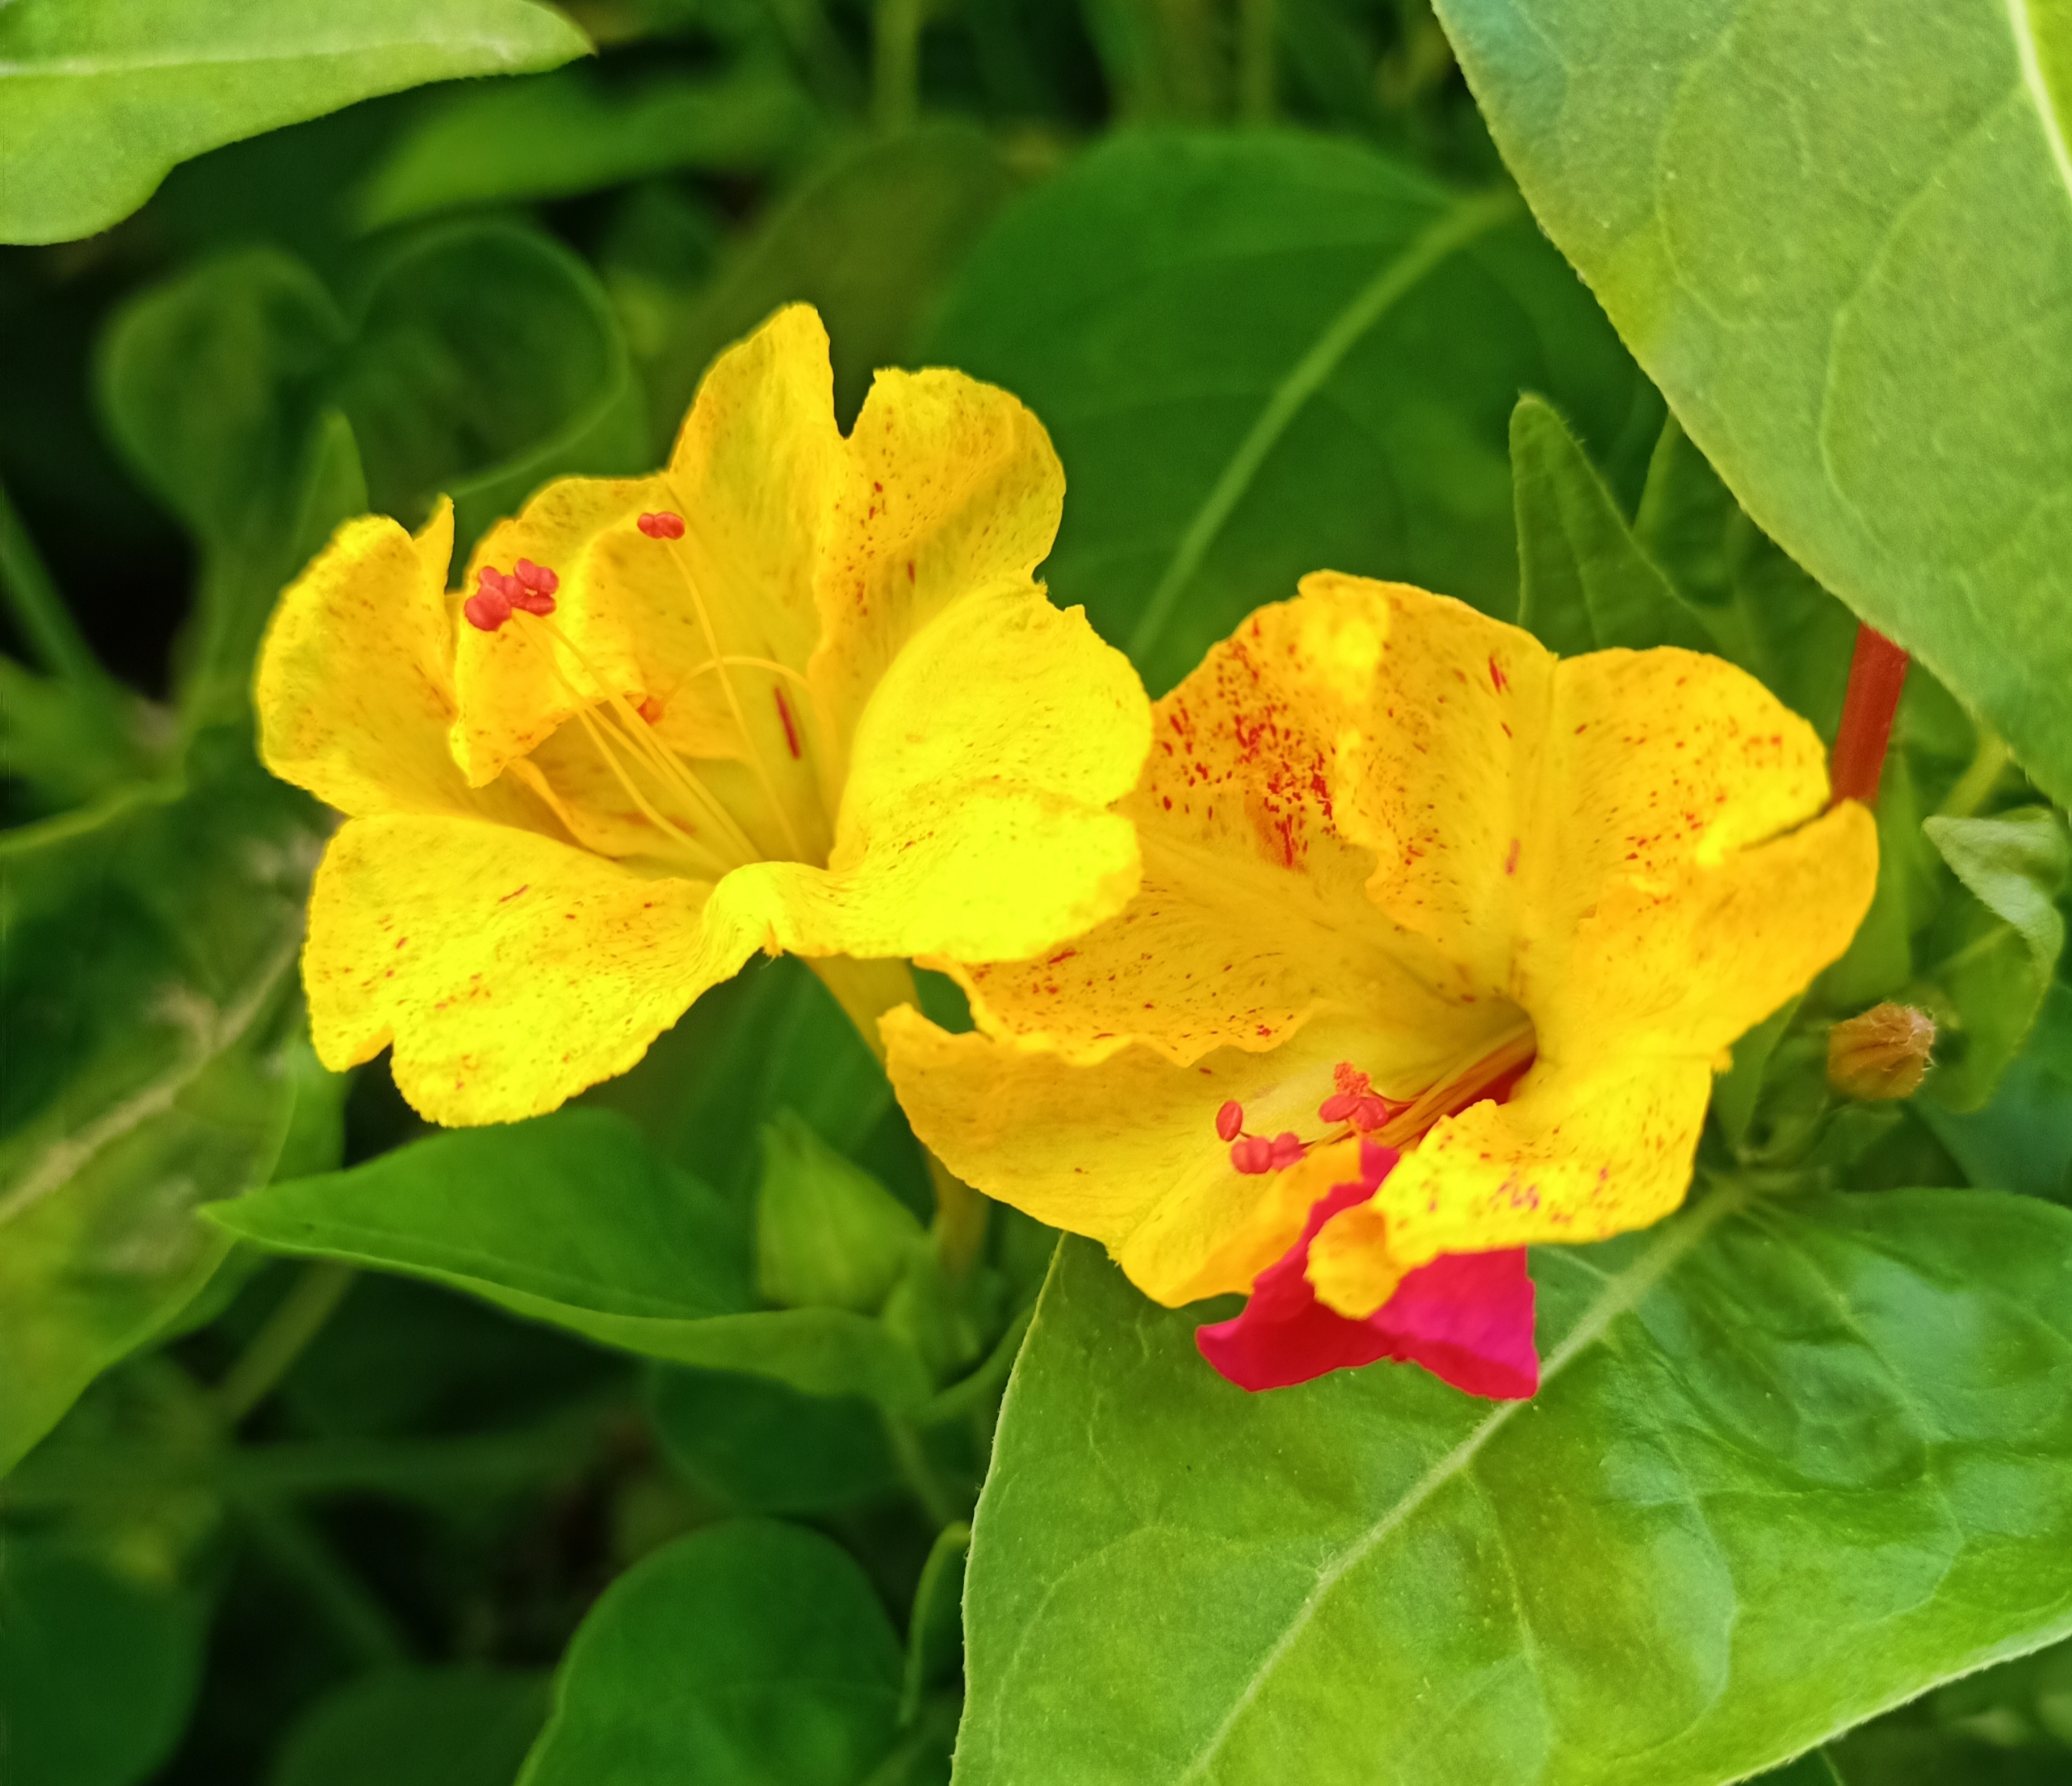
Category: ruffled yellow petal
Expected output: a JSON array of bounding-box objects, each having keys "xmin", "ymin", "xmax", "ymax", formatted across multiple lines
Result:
[
  {"xmin": 886, "ymin": 1006, "xmax": 1382, "ymax": 1304},
  {"xmin": 304, "ymin": 814, "xmax": 756, "ymax": 1125},
  {"xmin": 699, "ymin": 587, "xmax": 1148, "ymax": 964},
  {"xmin": 258, "ymin": 501, "xmax": 474, "ymax": 819},
  {"xmin": 940, "ymin": 585, "xmax": 1506, "ymax": 1073},
  {"xmin": 808, "ymin": 360, "xmax": 1066, "ymax": 791}
]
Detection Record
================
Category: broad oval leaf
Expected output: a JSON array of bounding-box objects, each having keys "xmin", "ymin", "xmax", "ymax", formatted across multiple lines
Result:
[
  {"xmin": 923, "ymin": 130, "xmax": 1654, "ymax": 691},
  {"xmin": 1430, "ymin": 0, "xmax": 2072, "ymax": 809},
  {"xmin": 211, "ymin": 1108, "xmax": 935, "ymax": 1409},
  {"xmin": 0, "ymin": 0, "xmax": 590, "ymax": 246},
  {"xmin": 957, "ymin": 1190, "xmax": 2072, "ymax": 1786},
  {"xmin": 518, "ymin": 1521, "xmax": 905, "ymax": 1786}
]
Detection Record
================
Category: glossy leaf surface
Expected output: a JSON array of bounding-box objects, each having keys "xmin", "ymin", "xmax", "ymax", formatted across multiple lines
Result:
[
  {"xmin": 0, "ymin": 0, "xmax": 589, "ymax": 245},
  {"xmin": 925, "ymin": 131, "xmax": 1654, "ymax": 690},
  {"xmin": 958, "ymin": 1191, "xmax": 2072, "ymax": 1785},
  {"xmin": 1430, "ymin": 0, "xmax": 2072, "ymax": 808}
]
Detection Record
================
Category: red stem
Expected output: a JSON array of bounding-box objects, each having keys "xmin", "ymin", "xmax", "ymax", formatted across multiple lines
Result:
[{"xmin": 1829, "ymin": 624, "xmax": 1910, "ymax": 807}]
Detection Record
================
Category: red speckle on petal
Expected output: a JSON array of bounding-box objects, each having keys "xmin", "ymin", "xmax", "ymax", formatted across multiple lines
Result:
[
  {"xmin": 1488, "ymin": 656, "xmax": 1509, "ymax": 692},
  {"xmin": 1504, "ymin": 838, "xmax": 1520, "ymax": 876},
  {"xmin": 774, "ymin": 689, "xmax": 801, "ymax": 758},
  {"xmin": 638, "ymin": 696, "xmax": 665, "ymax": 724}
]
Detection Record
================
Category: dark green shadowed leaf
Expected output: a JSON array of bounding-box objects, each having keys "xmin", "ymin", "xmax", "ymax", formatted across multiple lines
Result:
[
  {"xmin": 210, "ymin": 1108, "xmax": 933, "ymax": 1408},
  {"xmin": 648, "ymin": 1365, "xmax": 900, "ymax": 1513},
  {"xmin": 271, "ymin": 1668, "xmax": 551, "ymax": 1786},
  {"xmin": 0, "ymin": 0, "xmax": 591, "ymax": 246},
  {"xmin": 957, "ymin": 1189, "xmax": 2072, "ymax": 1786},
  {"xmin": 1430, "ymin": 0, "xmax": 2072, "ymax": 810},
  {"xmin": 1918, "ymin": 809, "xmax": 2071, "ymax": 1111},
  {"xmin": 642, "ymin": 124, "xmax": 1023, "ymax": 440},
  {"xmin": 0, "ymin": 1540, "xmax": 207, "ymax": 1786},
  {"xmin": 1510, "ymin": 394, "xmax": 1714, "ymax": 657},
  {"xmin": 1919, "ymin": 985, "xmax": 2072, "ymax": 1202},
  {"xmin": 518, "ymin": 1521, "xmax": 905, "ymax": 1786},
  {"xmin": 0, "ymin": 739, "xmax": 331, "ymax": 1473},
  {"xmin": 924, "ymin": 131, "xmax": 1654, "ymax": 691},
  {"xmin": 354, "ymin": 64, "xmax": 820, "ymax": 230},
  {"xmin": 1745, "ymin": 1755, "xmax": 1845, "ymax": 1786}
]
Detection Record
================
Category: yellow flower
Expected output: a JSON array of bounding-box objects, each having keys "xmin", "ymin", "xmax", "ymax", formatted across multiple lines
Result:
[
  {"xmin": 257, "ymin": 307, "xmax": 1150, "ymax": 1125},
  {"xmin": 885, "ymin": 574, "xmax": 1879, "ymax": 1317}
]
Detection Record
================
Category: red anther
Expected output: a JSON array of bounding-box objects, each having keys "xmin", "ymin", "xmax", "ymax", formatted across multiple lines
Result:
[
  {"xmin": 637, "ymin": 510, "xmax": 686, "ymax": 540},
  {"xmin": 1230, "ymin": 1136, "xmax": 1274, "ymax": 1175},
  {"xmin": 463, "ymin": 588, "xmax": 510, "ymax": 632},
  {"xmin": 1331, "ymin": 1062, "xmax": 1372, "ymax": 1097},
  {"xmin": 513, "ymin": 558, "xmax": 560, "ymax": 595},
  {"xmin": 637, "ymin": 696, "xmax": 664, "ymax": 724},
  {"xmin": 1349, "ymin": 1095, "xmax": 1389, "ymax": 1133},
  {"xmin": 1318, "ymin": 1092, "xmax": 1358, "ymax": 1124},
  {"xmin": 1268, "ymin": 1132, "xmax": 1306, "ymax": 1170},
  {"xmin": 1215, "ymin": 1100, "xmax": 1244, "ymax": 1142},
  {"xmin": 508, "ymin": 585, "xmax": 556, "ymax": 616}
]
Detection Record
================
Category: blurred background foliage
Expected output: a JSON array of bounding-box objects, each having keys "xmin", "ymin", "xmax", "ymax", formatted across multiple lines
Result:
[{"xmin": 2, "ymin": 0, "xmax": 2070, "ymax": 1782}]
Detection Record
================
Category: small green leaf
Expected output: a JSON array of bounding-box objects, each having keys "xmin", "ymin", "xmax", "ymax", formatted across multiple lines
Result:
[
  {"xmin": 0, "ymin": 1540, "xmax": 206, "ymax": 1786},
  {"xmin": 647, "ymin": 1365, "xmax": 900, "ymax": 1513},
  {"xmin": 757, "ymin": 1112, "xmax": 924, "ymax": 1314},
  {"xmin": 272, "ymin": 1668, "xmax": 552, "ymax": 1786},
  {"xmin": 212, "ymin": 1109, "xmax": 934, "ymax": 1408},
  {"xmin": 1511, "ymin": 394, "xmax": 1712, "ymax": 657},
  {"xmin": 902, "ymin": 1521, "xmax": 970, "ymax": 1722},
  {"xmin": 959, "ymin": 1188, "xmax": 2072, "ymax": 1785},
  {"xmin": 518, "ymin": 1521, "xmax": 905, "ymax": 1786},
  {"xmin": 1919, "ymin": 809, "xmax": 2071, "ymax": 1110},
  {"xmin": 0, "ymin": 0, "xmax": 591, "ymax": 246},
  {"xmin": 355, "ymin": 64, "xmax": 819, "ymax": 230},
  {"xmin": 924, "ymin": 131, "xmax": 1654, "ymax": 690},
  {"xmin": 1919, "ymin": 985, "xmax": 2072, "ymax": 1202}
]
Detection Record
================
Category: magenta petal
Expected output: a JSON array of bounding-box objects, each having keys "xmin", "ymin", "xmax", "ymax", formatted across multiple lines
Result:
[{"xmin": 1195, "ymin": 1143, "xmax": 1539, "ymax": 1400}]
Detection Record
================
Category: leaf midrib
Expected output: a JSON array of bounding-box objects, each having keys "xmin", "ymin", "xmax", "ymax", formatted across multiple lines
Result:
[{"xmin": 1164, "ymin": 1177, "xmax": 1754, "ymax": 1786}]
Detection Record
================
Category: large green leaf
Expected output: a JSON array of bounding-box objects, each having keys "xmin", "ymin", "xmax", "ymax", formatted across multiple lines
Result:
[
  {"xmin": 1429, "ymin": 0, "xmax": 2072, "ymax": 809},
  {"xmin": 518, "ymin": 1521, "xmax": 905, "ymax": 1785},
  {"xmin": 272, "ymin": 1668, "xmax": 551, "ymax": 1786},
  {"xmin": 924, "ymin": 131, "xmax": 1654, "ymax": 690},
  {"xmin": 957, "ymin": 1190, "xmax": 2072, "ymax": 1785},
  {"xmin": 211, "ymin": 1109, "xmax": 935, "ymax": 1408},
  {"xmin": 0, "ymin": 0, "xmax": 590, "ymax": 246},
  {"xmin": 0, "ymin": 737, "xmax": 332, "ymax": 1475}
]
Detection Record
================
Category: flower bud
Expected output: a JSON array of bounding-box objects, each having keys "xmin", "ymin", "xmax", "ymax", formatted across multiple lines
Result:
[{"xmin": 1827, "ymin": 1002, "xmax": 1935, "ymax": 1101}]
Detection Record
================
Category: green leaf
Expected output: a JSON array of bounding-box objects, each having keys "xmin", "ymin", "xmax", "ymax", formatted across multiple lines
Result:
[
  {"xmin": 1919, "ymin": 809, "xmax": 2071, "ymax": 1110},
  {"xmin": 1918, "ymin": 985, "xmax": 2072, "ymax": 1202},
  {"xmin": 1511, "ymin": 394, "xmax": 1714, "ymax": 656},
  {"xmin": 757, "ymin": 1112, "xmax": 925, "ymax": 1315},
  {"xmin": 272, "ymin": 1668, "xmax": 551, "ymax": 1786},
  {"xmin": 0, "ymin": 737, "xmax": 327, "ymax": 1474},
  {"xmin": 211, "ymin": 1108, "xmax": 934, "ymax": 1408},
  {"xmin": 924, "ymin": 131, "xmax": 1654, "ymax": 690},
  {"xmin": 0, "ymin": 0, "xmax": 590, "ymax": 246},
  {"xmin": 0, "ymin": 1539, "xmax": 206, "ymax": 1786},
  {"xmin": 648, "ymin": 1364, "xmax": 900, "ymax": 1512},
  {"xmin": 902, "ymin": 1521, "xmax": 971, "ymax": 1721},
  {"xmin": 959, "ymin": 1189, "xmax": 2072, "ymax": 1785},
  {"xmin": 518, "ymin": 1521, "xmax": 905, "ymax": 1785},
  {"xmin": 1428, "ymin": 0, "xmax": 2072, "ymax": 809},
  {"xmin": 643, "ymin": 123, "xmax": 1022, "ymax": 439},
  {"xmin": 354, "ymin": 64, "xmax": 819, "ymax": 230}
]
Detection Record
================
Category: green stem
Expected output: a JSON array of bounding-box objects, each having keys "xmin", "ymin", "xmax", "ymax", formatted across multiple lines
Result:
[
  {"xmin": 215, "ymin": 1263, "xmax": 357, "ymax": 1427},
  {"xmin": 873, "ymin": 0, "xmax": 926, "ymax": 129},
  {"xmin": 0, "ymin": 478, "xmax": 107, "ymax": 687},
  {"xmin": 232, "ymin": 1493, "xmax": 411, "ymax": 1668},
  {"xmin": 1937, "ymin": 728, "xmax": 2010, "ymax": 820}
]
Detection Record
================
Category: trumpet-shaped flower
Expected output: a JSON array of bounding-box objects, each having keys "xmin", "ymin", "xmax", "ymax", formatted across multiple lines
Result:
[
  {"xmin": 885, "ymin": 575, "xmax": 1879, "ymax": 1392},
  {"xmin": 259, "ymin": 307, "xmax": 1150, "ymax": 1125}
]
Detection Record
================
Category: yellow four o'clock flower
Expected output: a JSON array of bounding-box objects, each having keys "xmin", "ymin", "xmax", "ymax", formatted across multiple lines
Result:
[
  {"xmin": 885, "ymin": 574, "xmax": 1879, "ymax": 1391},
  {"xmin": 257, "ymin": 306, "xmax": 1150, "ymax": 1125}
]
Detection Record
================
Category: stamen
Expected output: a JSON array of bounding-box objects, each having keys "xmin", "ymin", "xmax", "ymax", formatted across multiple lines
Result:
[
  {"xmin": 1231, "ymin": 1136, "xmax": 1274, "ymax": 1175},
  {"xmin": 638, "ymin": 511, "xmax": 686, "ymax": 540},
  {"xmin": 1373, "ymin": 1025, "xmax": 1536, "ymax": 1151},
  {"xmin": 464, "ymin": 583, "xmax": 511, "ymax": 631},
  {"xmin": 1215, "ymin": 1101, "xmax": 1244, "ymax": 1142}
]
